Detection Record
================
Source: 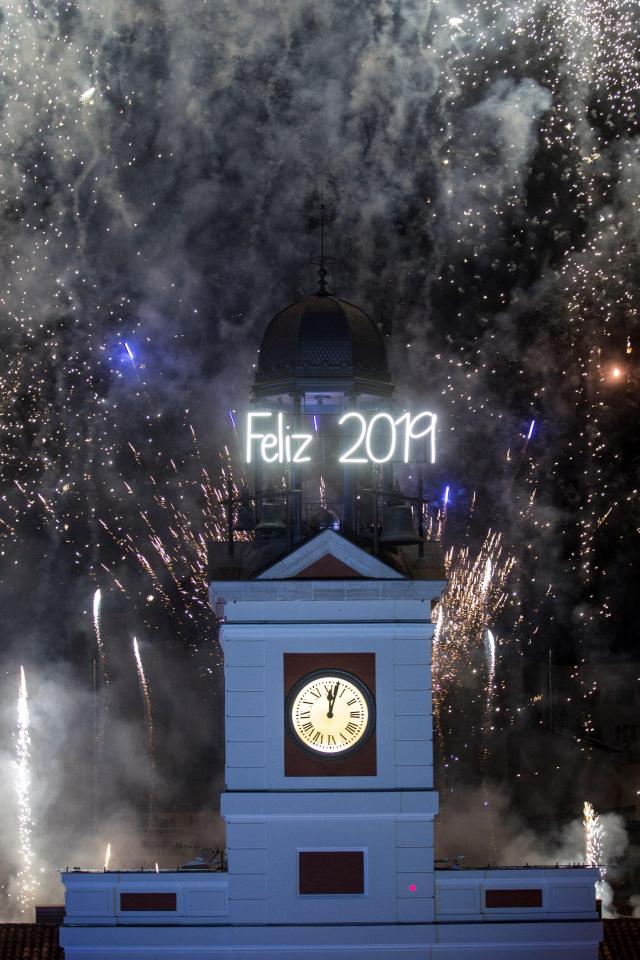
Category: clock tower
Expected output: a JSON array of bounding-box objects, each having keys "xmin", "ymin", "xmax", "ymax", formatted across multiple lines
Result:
[
  {"xmin": 209, "ymin": 272, "xmax": 447, "ymax": 937},
  {"xmin": 60, "ymin": 272, "xmax": 602, "ymax": 960},
  {"xmin": 210, "ymin": 529, "xmax": 444, "ymax": 930}
]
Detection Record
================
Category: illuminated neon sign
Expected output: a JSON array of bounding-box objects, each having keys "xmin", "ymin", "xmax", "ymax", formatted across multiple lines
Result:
[{"xmin": 244, "ymin": 411, "xmax": 436, "ymax": 465}]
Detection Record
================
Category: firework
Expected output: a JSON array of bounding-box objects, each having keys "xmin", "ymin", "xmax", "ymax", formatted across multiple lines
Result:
[
  {"xmin": 484, "ymin": 629, "xmax": 497, "ymax": 684},
  {"xmin": 433, "ymin": 530, "xmax": 514, "ymax": 702},
  {"xmin": 583, "ymin": 800, "xmax": 607, "ymax": 901},
  {"xmin": 133, "ymin": 637, "xmax": 156, "ymax": 828},
  {"xmin": 95, "ymin": 429, "xmax": 242, "ymax": 649},
  {"xmin": 0, "ymin": 0, "xmax": 637, "ymax": 893},
  {"xmin": 15, "ymin": 666, "xmax": 37, "ymax": 913},
  {"xmin": 432, "ymin": 529, "xmax": 514, "ymax": 796},
  {"xmin": 93, "ymin": 588, "xmax": 111, "ymax": 737},
  {"xmin": 482, "ymin": 629, "xmax": 498, "ymax": 857},
  {"xmin": 104, "ymin": 842, "xmax": 112, "ymax": 871},
  {"xmin": 583, "ymin": 801, "xmax": 604, "ymax": 870}
]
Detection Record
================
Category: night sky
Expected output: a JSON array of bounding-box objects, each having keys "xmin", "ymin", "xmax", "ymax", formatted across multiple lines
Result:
[{"xmin": 1, "ymin": 0, "xmax": 639, "ymax": 919}]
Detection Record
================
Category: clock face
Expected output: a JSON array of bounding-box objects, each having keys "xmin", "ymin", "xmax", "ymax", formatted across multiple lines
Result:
[{"xmin": 286, "ymin": 669, "xmax": 375, "ymax": 758}]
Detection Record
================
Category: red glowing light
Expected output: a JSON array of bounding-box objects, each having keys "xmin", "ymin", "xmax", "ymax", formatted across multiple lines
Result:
[{"xmin": 409, "ymin": 883, "xmax": 417, "ymax": 892}]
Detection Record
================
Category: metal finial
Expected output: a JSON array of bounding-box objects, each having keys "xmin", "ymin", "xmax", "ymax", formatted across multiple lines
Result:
[
  {"xmin": 318, "ymin": 204, "xmax": 328, "ymax": 295},
  {"xmin": 310, "ymin": 200, "xmax": 335, "ymax": 296}
]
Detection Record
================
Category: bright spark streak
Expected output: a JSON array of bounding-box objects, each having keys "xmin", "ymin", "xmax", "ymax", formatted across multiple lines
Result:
[
  {"xmin": 132, "ymin": 637, "xmax": 156, "ymax": 827},
  {"xmin": 80, "ymin": 86, "xmax": 96, "ymax": 101},
  {"xmin": 15, "ymin": 666, "xmax": 37, "ymax": 913},
  {"xmin": 443, "ymin": 485, "xmax": 450, "ymax": 506},
  {"xmin": 228, "ymin": 410, "xmax": 237, "ymax": 431},
  {"xmin": 485, "ymin": 629, "xmax": 496, "ymax": 679},
  {"xmin": 527, "ymin": 420, "xmax": 535, "ymax": 440},
  {"xmin": 482, "ymin": 628, "xmax": 498, "ymax": 856},
  {"xmin": 93, "ymin": 589, "xmax": 103, "ymax": 658},
  {"xmin": 124, "ymin": 341, "xmax": 135, "ymax": 363},
  {"xmin": 93, "ymin": 588, "xmax": 110, "ymax": 758},
  {"xmin": 312, "ymin": 415, "xmax": 319, "ymax": 431},
  {"xmin": 104, "ymin": 842, "xmax": 111, "ymax": 871},
  {"xmin": 432, "ymin": 530, "xmax": 514, "ymax": 712},
  {"xmin": 583, "ymin": 801, "xmax": 605, "ymax": 900},
  {"xmin": 481, "ymin": 557, "xmax": 492, "ymax": 595}
]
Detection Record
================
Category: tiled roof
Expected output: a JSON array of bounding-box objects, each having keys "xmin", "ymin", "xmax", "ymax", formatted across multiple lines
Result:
[
  {"xmin": 0, "ymin": 924, "xmax": 63, "ymax": 959},
  {"xmin": 601, "ymin": 918, "xmax": 640, "ymax": 960}
]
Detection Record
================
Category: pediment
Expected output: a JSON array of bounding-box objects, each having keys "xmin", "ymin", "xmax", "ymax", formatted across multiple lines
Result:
[{"xmin": 256, "ymin": 529, "xmax": 404, "ymax": 580}]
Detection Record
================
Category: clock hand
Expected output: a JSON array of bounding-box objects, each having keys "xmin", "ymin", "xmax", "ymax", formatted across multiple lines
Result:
[{"xmin": 326, "ymin": 682, "xmax": 339, "ymax": 719}]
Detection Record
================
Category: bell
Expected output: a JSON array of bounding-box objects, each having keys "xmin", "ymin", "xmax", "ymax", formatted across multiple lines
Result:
[
  {"xmin": 234, "ymin": 488, "xmax": 255, "ymax": 532},
  {"xmin": 308, "ymin": 505, "xmax": 339, "ymax": 533},
  {"xmin": 254, "ymin": 501, "xmax": 286, "ymax": 539},
  {"xmin": 379, "ymin": 503, "xmax": 422, "ymax": 546}
]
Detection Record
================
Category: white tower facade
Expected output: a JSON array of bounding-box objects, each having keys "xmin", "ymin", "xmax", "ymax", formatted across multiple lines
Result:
[{"xmin": 216, "ymin": 530, "xmax": 443, "ymax": 929}]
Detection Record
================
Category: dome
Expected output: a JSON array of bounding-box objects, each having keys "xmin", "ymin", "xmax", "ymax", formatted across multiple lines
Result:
[{"xmin": 254, "ymin": 294, "xmax": 391, "ymax": 391}]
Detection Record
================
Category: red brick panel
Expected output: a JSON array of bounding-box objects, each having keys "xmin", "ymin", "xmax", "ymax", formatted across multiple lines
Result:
[
  {"xmin": 485, "ymin": 888, "xmax": 542, "ymax": 908},
  {"xmin": 120, "ymin": 892, "xmax": 177, "ymax": 911},
  {"xmin": 294, "ymin": 554, "xmax": 363, "ymax": 579},
  {"xmin": 299, "ymin": 851, "xmax": 365, "ymax": 895}
]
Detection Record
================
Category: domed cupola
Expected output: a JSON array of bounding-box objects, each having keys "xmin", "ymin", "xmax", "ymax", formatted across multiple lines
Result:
[
  {"xmin": 248, "ymin": 244, "xmax": 397, "ymax": 540},
  {"xmin": 253, "ymin": 287, "xmax": 392, "ymax": 402}
]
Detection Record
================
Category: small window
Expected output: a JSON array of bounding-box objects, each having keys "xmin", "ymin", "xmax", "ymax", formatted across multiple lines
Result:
[
  {"xmin": 299, "ymin": 851, "xmax": 365, "ymax": 895},
  {"xmin": 120, "ymin": 892, "xmax": 176, "ymax": 911},
  {"xmin": 486, "ymin": 889, "xmax": 542, "ymax": 908}
]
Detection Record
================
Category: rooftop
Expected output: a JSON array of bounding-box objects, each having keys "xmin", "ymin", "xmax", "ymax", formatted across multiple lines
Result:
[
  {"xmin": 208, "ymin": 531, "xmax": 445, "ymax": 583},
  {"xmin": 0, "ymin": 923, "xmax": 63, "ymax": 960}
]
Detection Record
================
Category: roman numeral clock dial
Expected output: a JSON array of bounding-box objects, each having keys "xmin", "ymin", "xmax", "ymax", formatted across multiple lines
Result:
[{"xmin": 286, "ymin": 670, "xmax": 375, "ymax": 758}]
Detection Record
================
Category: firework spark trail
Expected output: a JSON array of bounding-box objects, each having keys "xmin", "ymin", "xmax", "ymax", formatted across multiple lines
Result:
[
  {"xmin": 93, "ymin": 589, "xmax": 111, "ymax": 748},
  {"xmin": 433, "ymin": 530, "xmax": 514, "ymax": 699},
  {"xmin": 15, "ymin": 666, "xmax": 37, "ymax": 914},
  {"xmin": 93, "ymin": 589, "xmax": 105, "ymax": 667},
  {"xmin": 433, "ymin": 0, "xmax": 640, "ymax": 741},
  {"xmin": 0, "ymin": 0, "xmax": 633, "ymax": 649},
  {"xmin": 583, "ymin": 800, "xmax": 604, "ymax": 869},
  {"xmin": 132, "ymin": 637, "xmax": 156, "ymax": 829},
  {"xmin": 432, "ymin": 604, "xmax": 446, "ymax": 769},
  {"xmin": 583, "ymin": 800, "xmax": 606, "ymax": 900},
  {"xmin": 94, "ymin": 432, "xmax": 245, "ymax": 648},
  {"xmin": 484, "ymin": 629, "xmax": 496, "ymax": 684},
  {"xmin": 482, "ymin": 629, "xmax": 498, "ymax": 858},
  {"xmin": 0, "ymin": 0, "xmax": 636, "ymax": 870},
  {"xmin": 432, "ymin": 530, "xmax": 514, "ymax": 791},
  {"xmin": 104, "ymin": 842, "xmax": 111, "ymax": 871}
]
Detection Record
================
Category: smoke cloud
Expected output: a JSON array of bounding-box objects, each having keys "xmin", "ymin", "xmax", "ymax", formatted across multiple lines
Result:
[{"xmin": 0, "ymin": 0, "xmax": 639, "ymax": 920}]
